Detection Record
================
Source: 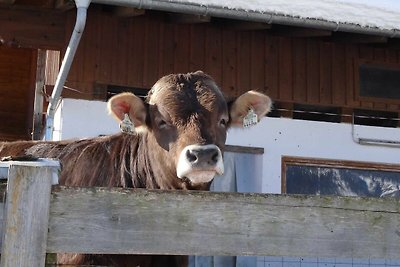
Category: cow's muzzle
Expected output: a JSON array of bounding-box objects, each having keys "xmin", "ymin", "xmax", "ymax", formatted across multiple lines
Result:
[{"xmin": 177, "ymin": 144, "xmax": 224, "ymax": 184}]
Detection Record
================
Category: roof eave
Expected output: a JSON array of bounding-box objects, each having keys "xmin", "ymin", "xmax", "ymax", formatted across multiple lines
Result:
[{"xmin": 92, "ymin": 0, "xmax": 400, "ymax": 38}]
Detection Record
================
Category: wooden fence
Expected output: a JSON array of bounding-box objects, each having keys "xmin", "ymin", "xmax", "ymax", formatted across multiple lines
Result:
[{"xmin": 0, "ymin": 160, "xmax": 399, "ymax": 266}]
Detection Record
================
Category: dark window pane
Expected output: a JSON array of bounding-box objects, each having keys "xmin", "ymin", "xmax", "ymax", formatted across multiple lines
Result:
[
  {"xmin": 286, "ymin": 164, "xmax": 400, "ymax": 197},
  {"xmin": 359, "ymin": 64, "xmax": 400, "ymax": 100}
]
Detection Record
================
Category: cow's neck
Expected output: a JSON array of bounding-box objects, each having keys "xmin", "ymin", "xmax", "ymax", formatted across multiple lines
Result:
[
  {"xmin": 132, "ymin": 133, "xmax": 210, "ymax": 191},
  {"xmin": 135, "ymin": 132, "xmax": 183, "ymax": 190}
]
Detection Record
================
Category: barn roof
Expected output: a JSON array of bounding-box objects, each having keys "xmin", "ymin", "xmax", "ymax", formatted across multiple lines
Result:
[{"xmin": 94, "ymin": 0, "xmax": 400, "ymax": 38}]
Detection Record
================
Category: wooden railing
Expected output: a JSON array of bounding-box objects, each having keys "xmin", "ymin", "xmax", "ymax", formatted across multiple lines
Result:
[{"xmin": 0, "ymin": 160, "xmax": 399, "ymax": 266}]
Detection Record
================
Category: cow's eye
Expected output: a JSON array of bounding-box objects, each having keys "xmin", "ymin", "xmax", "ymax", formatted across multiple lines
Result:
[
  {"xmin": 158, "ymin": 120, "xmax": 168, "ymax": 129},
  {"xmin": 219, "ymin": 118, "xmax": 227, "ymax": 127}
]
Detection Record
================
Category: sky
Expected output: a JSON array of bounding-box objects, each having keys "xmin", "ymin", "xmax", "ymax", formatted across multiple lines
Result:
[{"xmin": 173, "ymin": 0, "xmax": 400, "ymax": 31}]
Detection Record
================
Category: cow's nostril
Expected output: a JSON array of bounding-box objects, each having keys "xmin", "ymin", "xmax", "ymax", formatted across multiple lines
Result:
[
  {"xmin": 211, "ymin": 151, "xmax": 219, "ymax": 163},
  {"xmin": 186, "ymin": 149, "xmax": 198, "ymax": 163}
]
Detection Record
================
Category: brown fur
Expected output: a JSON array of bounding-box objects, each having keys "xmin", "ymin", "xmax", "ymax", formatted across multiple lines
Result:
[{"xmin": 0, "ymin": 71, "xmax": 271, "ymax": 267}]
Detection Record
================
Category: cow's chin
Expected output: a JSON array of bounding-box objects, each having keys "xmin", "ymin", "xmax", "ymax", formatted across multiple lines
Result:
[{"xmin": 184, "ymin": 171, "xmax": 217, "ymax": 185}]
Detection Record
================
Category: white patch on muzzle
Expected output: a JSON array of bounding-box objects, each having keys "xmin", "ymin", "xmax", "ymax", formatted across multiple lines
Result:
[{"xmin": 177, "ymin": 144, "xmax": 224, "ymax": 184}]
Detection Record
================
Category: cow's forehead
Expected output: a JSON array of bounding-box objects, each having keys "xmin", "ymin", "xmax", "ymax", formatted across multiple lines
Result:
[{"xmin": 147, "ymin": 73, "xmax": 226, "ymax": 111}]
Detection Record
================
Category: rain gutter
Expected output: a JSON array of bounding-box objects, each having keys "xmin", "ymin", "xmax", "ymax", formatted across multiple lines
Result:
[
  {"xmin": 44, "ymin": 0, "xmax": 91, "ymax": 140},
  {"xmin": 93, "ymin": 0, "xmax": 400, "ymax": 38}
]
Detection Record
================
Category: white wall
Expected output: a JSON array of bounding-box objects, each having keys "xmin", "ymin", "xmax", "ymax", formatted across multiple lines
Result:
[
  {"xmin": 53, "ymin": 99, "xmax": 119, "ymax": 140},
  {"xmin": 54, "ymin": 98, "xmax": 400, "ymax": 194},
  {"xmin": 227, "ymin": 118, "xmax": 400, "ymax": 194}
]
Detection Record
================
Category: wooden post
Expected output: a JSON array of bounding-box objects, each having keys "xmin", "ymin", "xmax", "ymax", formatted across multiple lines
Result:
[
  {"xmin": 32, "ymin": 49, "xmax": 47, "ymax": 140},
  {"xmin": 0, "ymin": 160, "xmax": 59, "ymax": 267}
]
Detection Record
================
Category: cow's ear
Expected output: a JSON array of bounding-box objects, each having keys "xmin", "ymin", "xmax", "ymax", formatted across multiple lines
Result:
[
  {"xmin": 107, "ymin": 93, "xmax": 148, "ymax": 132},
  {"xmin": 229, "ymin": 91, "xmax": 272, "ymax": 127}
]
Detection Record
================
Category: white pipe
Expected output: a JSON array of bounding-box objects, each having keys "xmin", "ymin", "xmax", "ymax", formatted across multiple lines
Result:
[
  {"xmin": 44, "ymin": 0, "xmax": 91, "ymax": 141},
  {"xmin": 92, "ymin": 0, "xmax": 400, "ymax": 38}
]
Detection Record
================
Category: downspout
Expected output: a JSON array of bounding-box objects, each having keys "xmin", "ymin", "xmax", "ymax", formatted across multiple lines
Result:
[
  {"xmin": 44, "ymin": 0, "xmax": 91, "ymax": 140},
  {"xmin": 93, "ymin": 0, "xmax": 400, "ymax": 39}
]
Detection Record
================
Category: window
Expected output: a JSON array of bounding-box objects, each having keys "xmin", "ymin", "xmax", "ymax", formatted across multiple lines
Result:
[
  {"xmin": 282, "ymin": 156, "xmax": 400, "ymax": 197},
  {"xmin": 106, "ymin": 85, "xmax": 149, "ymax": 100},
  {"xmin": 358, "ymin": 61, "xmax": 400, "ymax": 102}
]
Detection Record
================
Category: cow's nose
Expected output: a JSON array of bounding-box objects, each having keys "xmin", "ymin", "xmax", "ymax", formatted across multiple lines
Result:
[
  {"xmin": 186, "ymin": 147, "xmax": 220, "ymax": 165},
  {"xmin": 176, "ymin": 144, "xmax": 224, "ymax": 181}
]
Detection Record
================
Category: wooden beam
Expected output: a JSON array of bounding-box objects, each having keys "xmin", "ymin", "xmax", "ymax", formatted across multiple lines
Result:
[
  {"xmin": 169, "ymin": 13, "xmax": 211, "ymax": 24},
  {"xmin": 218, "ymin": 20, "xmax": 272, "ymax": 31},
  {"xmin": 32, "ymin": 50, "xmax": 46, "ymax": 140},
  {"xmin": 0, "ymin": 8, "xmax": 65, "ymax": 49},
  {"xmin": 332, "ymin": 32, "xmax": 388, "ymax": 44},
  {"xmin": 274, "ymin": 26, "xmax": 332, "ymax": 37},
  {"xmin": 111, "ymin": 6, "xmax": 145, "ymax": 17},
  {"xmin": 47, "ymin": 187, "xmax": 400, "ymax": 258}
]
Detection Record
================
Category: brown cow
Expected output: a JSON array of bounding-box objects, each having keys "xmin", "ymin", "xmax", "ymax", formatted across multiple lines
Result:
[{"xmin": 0, "ymin": 71, "xmax": 271, "ymax": 267}]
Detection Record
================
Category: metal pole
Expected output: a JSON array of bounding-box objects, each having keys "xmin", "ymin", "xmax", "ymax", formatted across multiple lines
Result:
[{"xmin": 44, "ymin": 0, "xmax": 91, "ymax": 140}]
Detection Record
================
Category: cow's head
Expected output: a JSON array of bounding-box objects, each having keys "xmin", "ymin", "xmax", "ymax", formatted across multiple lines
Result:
[{"xmin": 108, "ymin": 71, "xmax": 271, "ymax": 187}]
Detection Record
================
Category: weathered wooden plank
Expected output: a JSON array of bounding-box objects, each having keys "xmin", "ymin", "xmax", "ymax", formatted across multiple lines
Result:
[
  {"xmin": 0, "ymin": 160, "xmax": 59, "ymax": 267},
  {"xmin": 47, "ymin": 187, "xmax": 400, "ymax": 258}
]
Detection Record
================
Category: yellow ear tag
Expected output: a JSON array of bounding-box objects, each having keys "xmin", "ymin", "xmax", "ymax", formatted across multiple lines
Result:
[
  {"xmin": 243, "ymin": 108, "xmax": 258, "ymax": 128},
  {"xmin": 119, "ymin": 113, "xmax": 135, "ymax": 134}
]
